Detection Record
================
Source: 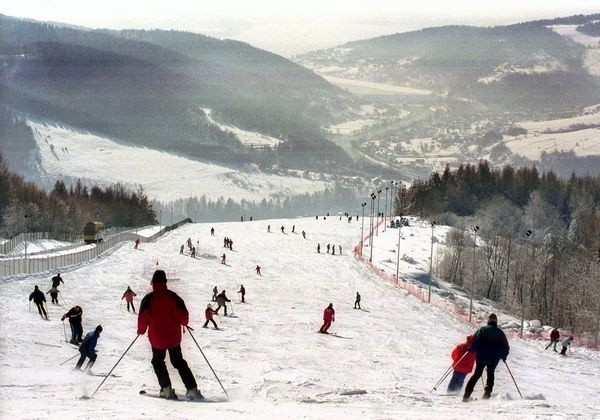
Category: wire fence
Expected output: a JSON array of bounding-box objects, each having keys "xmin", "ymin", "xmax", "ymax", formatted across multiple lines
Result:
[{"xmin": 353, "ymin": 219, "xmax": 599, "ymax": 350}]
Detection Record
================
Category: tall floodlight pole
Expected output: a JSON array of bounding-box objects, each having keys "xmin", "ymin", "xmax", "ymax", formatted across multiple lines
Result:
[
  {"xmin": 384, "ymin": 187, "xmax": 389, "ymax": 232},
  {"xmin": 428, "ymin": 221, "xmax": 437, "ymax": 303},
  {"xmin": 24, "ymin": 214, "xmax": 30, "ymax": 261},
  {"xmin": 520, "ymin": 229, "xmax": 533, "ymax": 338},
  {"xmin": 360, "ymin": 202, "xmax": 367, "ymax": 256},
  {"xmin": 159, "ymin": 209, "xmax": 162, "ymax": 231},
  {"xmin": 468, "ymin": 225, "xmax": 480, "ymax": 323},
  {"xmin": 396, "ymin": 212, "xmax": 404, "ymax": 281},
  {"xmin": 369, "ymin": 193, "xmax": 376, "ymax": 262},
  {"xmin": 376, "ymin": 190, "xmax": 382, "ymax": 236},
  {"xmin": 389, "ymin": 181, "xmax": 396, "ymax": 221}
]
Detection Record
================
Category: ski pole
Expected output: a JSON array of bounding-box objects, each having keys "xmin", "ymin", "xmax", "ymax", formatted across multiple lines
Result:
[
  {"xmin": 60, "ymin": 353, "xmax": 80, "ymax": 366},
  {"xmin": 185, "ymin": 326, "xmax": 229, "ymax": 399},
  {"xmin": 60, "ymin": 293, "xmax": 67, "ymax": 306},
  {"xmin": 91, "ymin": 334, "xmax": 140, "ymax": 398},
  {"xmin": 431, "ymin": 351, "xmax": 469, "ymax": 392},
  {"xmin": 503, "ymin": 360, "xmax": 523, "ymax": 399}
]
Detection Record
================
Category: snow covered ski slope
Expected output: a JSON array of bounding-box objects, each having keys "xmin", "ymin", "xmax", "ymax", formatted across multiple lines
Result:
[{"xmin": 0, "ymin": 216, "xmax": 599, "ymax": 419}]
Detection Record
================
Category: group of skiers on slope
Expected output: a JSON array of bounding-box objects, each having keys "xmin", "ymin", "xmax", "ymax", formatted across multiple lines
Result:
[
  {"xmin": 317, "ymin": 243, "xmax": 342, "ymax": 255},
  {"xmin": 29, "ymin": 273, "xmax": 66, "ymax": 319},
  {"xmin": 444, "ymin": 314, "xmax": 575, "ymax": 401},
  {"xmin": 544, "ymin": 328, "xmax": 573, "ymax": 355}
]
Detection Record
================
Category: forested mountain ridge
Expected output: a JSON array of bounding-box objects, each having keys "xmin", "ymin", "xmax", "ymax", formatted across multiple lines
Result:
[
  {"xmin": 0, "ymin": 14, "xmax": 354, "ymax": 173},
  {"xmin": 298, "ymin": 16, "xmax": 600, "ymax": 110}
]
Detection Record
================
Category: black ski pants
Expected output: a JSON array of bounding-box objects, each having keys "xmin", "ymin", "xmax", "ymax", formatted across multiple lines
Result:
[
  {"xmin": 126, "ymin": 301, "xmax": 136, "ymax": 313},
  {"xmin": 463, "ymin": 360, "xmax": 497, "ymax": 399},
  {"xmin": 203, "ymin": 319, "xmax": 218, "ymax": 328},
  {"xmin": 151, "ymin": 346, "xmax": 197, "ymax": 391},
  {"xmin": 35, "ymin": 302, "xmax": 48, "ymax": 319},
  {"xmin": 75, "ymin": 352, "xmax": 97, "ymax": 370}
]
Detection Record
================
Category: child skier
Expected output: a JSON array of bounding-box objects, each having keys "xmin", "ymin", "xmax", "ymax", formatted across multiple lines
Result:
[
  {"xmin": 559, "ymin": 336, "xmax": 573, "ymax": 356},
  {"xmin": 447, "ymin": 335, "xmax": 476, "ymax": 393},
  {"xmin": 203, "ymin": 304, "xmax": 219, "ymax": 329},
  {"xmin": 46, "ymin": 286, "xmax": 60, "ymax": 304}
]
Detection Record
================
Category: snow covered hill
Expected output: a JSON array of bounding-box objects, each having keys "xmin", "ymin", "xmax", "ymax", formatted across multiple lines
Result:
[{"xmin": 0, "ymin": 216, "xmax": 599, "ymax": 419}]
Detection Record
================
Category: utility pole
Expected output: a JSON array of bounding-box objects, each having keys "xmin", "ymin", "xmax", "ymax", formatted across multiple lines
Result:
[
  {"xmin": 428, "ymin": 221, "xmax": 437, "ymax": 303},
  {"xmin": 520, "ymin": 229, "xmax": 533, "ymax": 338},
  {"xmin": 376, "ymin": 189, "xmax": 382, "ymax": 236},
  {"xmin": 469, "ymin": 225, "xmax": 479, "ymax": 323},
  {"xmin": 396, "ymin": 213, "xmax": 404, "ymax": 281},
  {"xmin": 369, "ymin": 193, "xmax": 376, "ymax": 262},
  {"xmin": 384, "ymin": 187, "xmax": 389, "ymax": 232},
  {"xmin": 360, "ymin": 202, "xmax": 366, "ymax": 256}
]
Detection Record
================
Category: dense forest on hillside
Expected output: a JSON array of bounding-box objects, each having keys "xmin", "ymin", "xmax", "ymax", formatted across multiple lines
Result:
[
  {"xmin": 0, "ymin": 15, "xmax": 353, "ymax": 172},
  {"xmin": 404, "ymin": 161, "xmax": 600, "ymax": 336},
  {"xmin": 0, "ymin": 154, "xmax": 155, "ymax": 240}
]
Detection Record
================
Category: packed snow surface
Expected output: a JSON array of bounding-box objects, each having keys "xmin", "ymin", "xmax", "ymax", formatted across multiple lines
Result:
[{"xmin": 1, "ymin": 216, "xmax": 599, "ymax": 419}]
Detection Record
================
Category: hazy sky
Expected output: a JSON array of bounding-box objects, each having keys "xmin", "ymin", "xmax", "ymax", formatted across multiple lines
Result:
[{"xmin": 2, "ymin": 0, "xmax": 599, "ymax": 56}]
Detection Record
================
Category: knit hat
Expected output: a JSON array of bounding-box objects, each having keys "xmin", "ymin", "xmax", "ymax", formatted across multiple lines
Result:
[
  {"xmin": 488, "ymin": 313, "xmax": 498, "ymax": 322},
  {"xmin": 151, "ymin": 270, "xmax": 168, "ymax": 284},
  {"xmin": 95, "ymin": 325, "xmax": 103, "ymax": 333}
]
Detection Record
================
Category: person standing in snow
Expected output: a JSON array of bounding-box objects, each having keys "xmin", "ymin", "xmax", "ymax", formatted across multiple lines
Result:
[
  {"xmin": 215, "ymin": 290, "xmax": 231, "ymax": 316},
  {"xmin": 51, "ymin": 273, "xmax": 64, "ymax": 288},
  {"xmin": 545, "ymin": 328, "xmax": 560, "ymax": 352},
  {"xmin": 180, "ymin": 245, "xmax": 184, "ymax": 254},
  {"xmin": 75, "ymin": 325, "xmax": 102, "ymax": 371},
  {"xmin": 46, "ymin": 286, "xmax": 60, "ymax": 304},
  {"xmin": 238, "ymin": 284, "xmax": 246, "ymax": 303},
  {"xmin": 338, "ymin": 245, "xmax": 342, "ymax": 255},
  {"xmin": 62, "ymin": 305, "xmax": 83, "ymax": 344},
  {"xmin": 326, "ymin": 244, "xmax": 330, "ymax": 254},
  {"xmin": 212, "ymin": 286, "xmax": 218, "ymax": 302},
  {"xmin": 221, "ymin": 253, "xmax": 226, "ymax": 265},
  {"xmin": 122, "ymin": 286, "xmax": 137, "ymax": 313},
  {"xmin": 191, "ymin": 247, "xmax": 196, "ymax": 258},
  {"xmin": 354, "ymin": 292, "xmax": 361, "ymax": 309},
  {"xmin": 203, "ymin": 304, "xmax": 219, "ymax": 329},
  {"xmin": 29, "ymin": 286, "xmax": 48, "ymax": 320},
  {"xmin": 447, "ymin": 335, "xmax": 476, "ymax": 393},
  {"xmin": 134, "ymin": 238, "xmax": 141, "ymax": 249},
  {"xmin": 210, "ymin": 227, "xmax": 215, "ymax": 236},
  {"xmin": 281, "ymin": 226, "xmax": 285, "ymax": 234},
  {"xmin": 319, "ymin": 303, "xmax": 335, "ymax": 334},
  {"xmin": 559, "ymin": 336, "xmax": 573, "ymax": 356},
  {"xmin": 317, "ymin": 243, "xmax": 321, "ymax": 254},
  {"xmin": 462, "ymin": 313, "xmax": 509, "ymax": 401},
  {"xmin": 255, "ymin": 265, "xmax": 262, "ymax": 276},
  {"xmin": 267, "ymin": 225, "xmax": 271, "ymax": 233},
  {"xmin": 137, "ymin": 270, "xmax": 203, "ymax": 400},
  {"xmin": 302, "ymin": 231, "xmax": 306, "ymax": 239}
]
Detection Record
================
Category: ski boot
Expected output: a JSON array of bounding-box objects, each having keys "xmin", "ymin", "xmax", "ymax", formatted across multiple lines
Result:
[
  {"xmin": 185, "ymin": 387, "xmax": 204, "ymax": 401},
  {"xmin": 159, "ymin": 386, "xmax": 177, "ymax": 399}
]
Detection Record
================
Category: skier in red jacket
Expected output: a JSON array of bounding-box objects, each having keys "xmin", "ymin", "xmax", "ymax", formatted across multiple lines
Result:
[
  {"xmin": 203, "ymin": 304, "xmax": 219, "ymax": 330},
  {"xmin": 122, "ymin": 286, "xmax": 137, "ymax": 313},
  {"xmin": 137, "ymin": 270, "xmax": 202, "ymax": 400},
  {"xmin": 447, "ymin": 335, "xmax": 476, "ymax": 393},
  {"xmin": 319, "ymin": 303, "xmax": 335, "ymax": 334}
]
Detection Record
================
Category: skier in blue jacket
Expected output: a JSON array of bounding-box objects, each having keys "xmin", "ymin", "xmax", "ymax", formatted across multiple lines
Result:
[{"xmin": 75, "ymin": 325, "xmax": 102, "ymax": 371}]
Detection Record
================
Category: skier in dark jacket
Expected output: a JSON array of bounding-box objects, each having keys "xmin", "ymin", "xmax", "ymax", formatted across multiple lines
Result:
[
  {"xmin": 354, "ymin": 292, "xmax": 361, "ymax": 309},
  {"xmin": 29, "ymin": 286, "xmax": 48, "ymax": 320},
  {"xmin": 137, "ymin": 270, "xmax": 202, "ymax": 400},
  {"xmin": 75, "ymin": 325, "xmax": 102, "ymax": 371},
  {"xmin": 215, "ymin": 290, "xmax": 231, "ymax": 316},
  {"xmin": 462, "ymin": 313, "xmax": 509, "ymax": 401},
  {"xmin": 238, "ymin": 285, "xmax": 246, "ymax": 303},
  {"xmin": 545, "ymin": 328, "xmax": 560, "ymax": 352},
  {"xmin": 51, "ymin": 273, "xmax": 64, "ymax": 288},
  {"xmin": 62, "ymin": 305, "xmax": 83, "ymax": 343}
]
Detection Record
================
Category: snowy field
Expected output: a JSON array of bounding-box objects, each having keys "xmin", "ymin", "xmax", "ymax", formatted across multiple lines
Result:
[
  {"xmin": 28, "ymin": 121, "xmax": 328, "ymax": 203},
  {"xmin": 321, "ymin": 75, "xmax": 432, "ymax": 96},
  {"xmin": 1, "ymin": 216, "xmax": 599, "ymax": 419},
  {"xmin": 551, "ymin": 24, "xmax": 600, "ymax": 77}
]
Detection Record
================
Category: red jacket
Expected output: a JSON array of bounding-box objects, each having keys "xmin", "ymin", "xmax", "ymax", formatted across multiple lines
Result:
[
  {"xmin": 205, "ymin": 307, "xmax": 216, "ymax": 320},
  {"xmin": 122, "ymin": 290, "xmax": 136, "ymax": 303},
  {"xmin": 550, "ymin": 329, "xmax": 560, "ymax": 341},
  {"xmin": 323, "ymin": 307, "xmax": 335, "ymax": 322},
  {"xmin": 137, "ymin": 283, "xmax": 189, "ymax": 350},
  {"xmin": 451, "ymin": 337, "xmax": 476, "ymax": 374}
]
